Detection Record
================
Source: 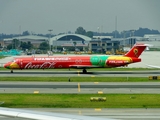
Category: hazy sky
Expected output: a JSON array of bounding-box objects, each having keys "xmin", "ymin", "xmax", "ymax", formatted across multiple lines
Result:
[{"xmin": 0, "ymin": 0, "xmax": 160, "ymax": 34}]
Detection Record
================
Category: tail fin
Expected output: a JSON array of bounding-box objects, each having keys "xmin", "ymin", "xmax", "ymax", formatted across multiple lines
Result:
[{"xmin": 124, "ymin": 43, "xmax": 146, "ymax": 58}]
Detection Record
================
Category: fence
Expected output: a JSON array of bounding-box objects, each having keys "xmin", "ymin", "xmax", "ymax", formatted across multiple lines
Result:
[{"xmin": 0, "ymin": 49, "xmax": 22, "ymax": 56}]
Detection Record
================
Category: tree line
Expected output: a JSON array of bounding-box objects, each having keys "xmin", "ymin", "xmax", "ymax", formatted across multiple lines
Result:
[
  {"xmin": 6, "ymin": 39, "xmax": 49, "ymax": 51},
  {"xmin": 0, "ymin": 27, "xmax": 159, "ymax": 40}
]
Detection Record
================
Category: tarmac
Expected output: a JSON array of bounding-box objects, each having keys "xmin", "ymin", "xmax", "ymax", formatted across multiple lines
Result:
[{"xmin": 0, "ymin": 51, "xmax": 160, "ymax": 120}]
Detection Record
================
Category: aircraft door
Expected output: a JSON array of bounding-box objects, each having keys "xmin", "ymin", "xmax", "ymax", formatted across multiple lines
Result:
[{"xmin": 20, "ymin": 59, "xmax": 23, "ymax": 69}]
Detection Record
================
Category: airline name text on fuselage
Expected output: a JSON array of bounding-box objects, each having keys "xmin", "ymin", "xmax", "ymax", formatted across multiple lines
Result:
[
  {"xmin": 34, "ymin": 57, "xmax": 69, "ymax": 61},
  {"xmin": 108, "ymin": 60, "xmax": 125, "ymax": 63}
]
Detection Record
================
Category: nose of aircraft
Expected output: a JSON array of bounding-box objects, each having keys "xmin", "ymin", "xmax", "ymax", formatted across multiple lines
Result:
[{"xmin": 4, "ymin": 62, "xmax": 12, "ymax": 69}]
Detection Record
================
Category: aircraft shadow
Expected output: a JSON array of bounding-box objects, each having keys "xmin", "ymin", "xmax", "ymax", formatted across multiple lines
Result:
[
  {"xmin": 0, "ymin": 71, "xmax": 96, "ymax": 75},
  {"xmin": 0, "ymin": 70, "xmax": 160, "ymax": 75}
]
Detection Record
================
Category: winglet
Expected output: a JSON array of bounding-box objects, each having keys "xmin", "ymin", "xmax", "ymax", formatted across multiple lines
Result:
[{"xmin": 124, "ymin": 43, "xmax": 147, "ymax": 58}]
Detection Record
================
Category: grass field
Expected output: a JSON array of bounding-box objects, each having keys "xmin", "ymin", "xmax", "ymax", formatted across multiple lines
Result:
[
  {"xmin": 0, "ymin": 76, "xmax": 157, "ymax": 82},
  {"xmin": 0, "ymin": 66, "xmax": 159, "ymax": 109},
  {"xmin": 0, "ymin": 94, "xmax": 160, "ymax": 108},
  {"xmin": 0, "ymin": 56, "xmax": 6, "ymax": 59}
]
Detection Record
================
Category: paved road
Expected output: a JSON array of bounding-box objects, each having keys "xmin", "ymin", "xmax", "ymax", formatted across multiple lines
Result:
[
  {"xmin": 1, "ymin": 82, "xmax": 160, "ymax": 88},
  {"xmin": 0, "ymin": 70, "xmax": 160, "ymax": 77},
  {"xmin": 0, "ymin": 82, "xmax": 160, "ymax": 94}
]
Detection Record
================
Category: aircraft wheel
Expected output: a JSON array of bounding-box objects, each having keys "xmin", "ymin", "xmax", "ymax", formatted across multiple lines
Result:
[{"xmin": 83, "ymin": 69, "xmax": 87, "ymax": 74}]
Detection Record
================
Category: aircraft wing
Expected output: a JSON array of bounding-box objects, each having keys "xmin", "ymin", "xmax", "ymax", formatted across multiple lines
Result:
[
  {"xmin": 147, "ymin": 65, "xmax": 160, "ymax": 69},
  {"xmin": 0, "ymin": 107, "xmax": 115, "ymax": 120}
]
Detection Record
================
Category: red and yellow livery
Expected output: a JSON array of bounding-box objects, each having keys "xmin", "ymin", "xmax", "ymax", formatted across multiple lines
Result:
[{"xmin": 4, "ymin": 43, "xmax": 146, "ymax": 73}]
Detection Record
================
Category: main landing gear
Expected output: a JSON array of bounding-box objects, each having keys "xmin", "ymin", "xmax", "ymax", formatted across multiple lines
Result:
[
  {"xmin": 11, "ymin": 70, "xmax": 13, "ymax": 73},
  {"xmin": 82, "ymin": 69, "xmax": 87, "ymax": 74}
]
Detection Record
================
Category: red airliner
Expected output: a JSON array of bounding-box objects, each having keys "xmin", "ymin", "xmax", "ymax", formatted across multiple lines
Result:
[{"xmin": 4, "ymin": 43, "xmax": 146, "ymax": 73}]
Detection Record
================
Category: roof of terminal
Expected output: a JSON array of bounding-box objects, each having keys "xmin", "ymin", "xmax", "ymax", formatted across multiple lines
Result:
[
  {"xmin": 4, "ymin": 35, "xmax": 48, "ymax": 41},
  {"xmin": 4, "ymin": 34, "xmax": 92, "ymax": 42},
  {"xmin": 50, "ymin": 33, "xmax": 92, "ymax": 41}
]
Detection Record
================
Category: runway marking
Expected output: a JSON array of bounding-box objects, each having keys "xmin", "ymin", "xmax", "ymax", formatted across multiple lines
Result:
[
  {"xmin": 95, "ymin": 108, "xmax": 102, "ymax": 111},
  {"xmin": 78, "ymin": 110, "xmax": 81, "ymax": 115},
  {"xmin": 78, "ymin": 83, "xmax": 80, "ymax": 92},
  {"xmin": 34, "ymin": 91, "xmax": 39, "ymax": 94},
  {"xmin": 91, "ymin": 75, "xmax": 95, "ymax": 77},
  {"xmin": 98, "ymin": 91, "xmax": 103, "ymax": 94},
  {"xmin": 94, "ymin": 82, "xmax": 99, "ymax": 84},
  {"xmin": 77, "ymin": 71, "xmax": 80, "ymax": 76}
]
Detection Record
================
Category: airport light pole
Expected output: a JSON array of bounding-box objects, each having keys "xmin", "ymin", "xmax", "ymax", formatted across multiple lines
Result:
[
  {"xmin": 48, "ymin": 29, "xmax": 53, "ymax": 51},
  {"xmin": 0, "ymin": 20, "xmax": 2, "ymax": 47},
  {"xmin": 18, "ymin": 25, "xmax": 21, "ymax": 50},
  {"xmin": 130, "ymin": 29, "xmax": 135, "ymax": 48},
  {"xmin": 97, "ymin": 27, "xmax": 100, "ymax": 36},
  {"xmin": 123, "ymin": 30, "xmax": 126, "ymax": 46}
]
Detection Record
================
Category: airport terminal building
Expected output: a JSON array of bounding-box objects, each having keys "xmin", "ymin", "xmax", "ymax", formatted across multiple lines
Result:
[
  {"xmin": 3, "ymin": 34, "xmax": 92, "ymax": 51},
  {"xmin": 89, "ymin": 37, "xmax": 136, "ymax": 53},
  {"xmin": 136, "ymin": 34, "xmax": 160, "ymax": 48},
  {"xmin": 2, "ymin": 33, "xmax": 138, "ymax": 53},
  {"xmin": 50, "ymin": 34, "xmax": 92, "ymax": 51},
  {"xmin": 50, "ymin": 34, "xmax": 136, "ymax": 53},
  {"xmin": 3, "ymin": 35, "xmax": 48, "ymax": 48}
]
